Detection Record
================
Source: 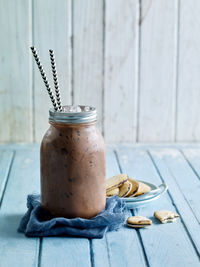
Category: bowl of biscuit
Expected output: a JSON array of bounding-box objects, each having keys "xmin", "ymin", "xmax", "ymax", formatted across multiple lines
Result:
[{"xmin": 106, "ymin": 174, "xmax": 168, "ymax": 208}]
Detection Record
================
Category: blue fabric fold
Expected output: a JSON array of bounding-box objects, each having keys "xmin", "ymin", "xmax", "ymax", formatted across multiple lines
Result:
[{"xmin": 18, "ymin": 195, "xmax": 126, "ymax": 239}]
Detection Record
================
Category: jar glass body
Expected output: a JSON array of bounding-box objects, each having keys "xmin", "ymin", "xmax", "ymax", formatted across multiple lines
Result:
[{"xmin": 40, "ymin": 121, "xmax": 106, "ymax": 219}]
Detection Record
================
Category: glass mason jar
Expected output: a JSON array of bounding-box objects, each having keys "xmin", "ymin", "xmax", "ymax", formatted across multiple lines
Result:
[{"xmin": 40, "ymin": 106, "xmax": 106, "ymax": 219}]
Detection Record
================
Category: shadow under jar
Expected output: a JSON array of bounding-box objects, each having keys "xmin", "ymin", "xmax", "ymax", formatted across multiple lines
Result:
[{"xmin": 40, "ymin": 106, "xmax": 106, "ymax": 219}]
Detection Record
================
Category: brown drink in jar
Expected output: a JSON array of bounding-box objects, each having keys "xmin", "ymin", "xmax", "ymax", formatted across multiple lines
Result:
[{"xmin": 40, "ymin": 105, "xmax": 106, "ymax": 219}]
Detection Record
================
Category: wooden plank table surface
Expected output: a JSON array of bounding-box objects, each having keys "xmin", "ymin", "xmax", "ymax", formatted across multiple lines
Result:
[{"xmin": 0, "ymin": 144, "xmax": 200, "ymax": 267}]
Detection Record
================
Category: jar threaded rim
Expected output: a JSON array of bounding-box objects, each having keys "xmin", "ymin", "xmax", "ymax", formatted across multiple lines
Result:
[{"xmin": 49, "ymin": 105, "xmax": 97, "ymax": 124}]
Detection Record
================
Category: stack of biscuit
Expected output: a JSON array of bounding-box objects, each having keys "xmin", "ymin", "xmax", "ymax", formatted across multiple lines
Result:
[{"xmin": 106, "ymin": 174, "xmax": 151, "ymax": 198}]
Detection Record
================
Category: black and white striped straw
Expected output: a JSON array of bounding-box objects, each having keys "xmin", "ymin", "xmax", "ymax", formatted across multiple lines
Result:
[
  {"xmin": 30, "ymin": 46, "xmax": 58, "ymax": 111},
  {"xmin": 49, "ymin": 49, "xmax": 62, "ymax": 111}
]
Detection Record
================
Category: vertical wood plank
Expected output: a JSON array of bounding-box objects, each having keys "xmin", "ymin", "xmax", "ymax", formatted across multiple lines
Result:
[
  {"xmin": 73, "ymin": 0, "xmax": 104, "ymax": 131},
  {"xmin": 90, "ymin": 148, "xmax": 117, "ymax": 267},
  {"xmin": 182, "ymin": 149, "xmax": 200, "ymax": 176},
  {"xmin": 116, "ymin": 147, "xmax": 200, "ymax": 266},
  {"xmin": 138, "ymin": 0, "xmax": 177, "ymax": 142},
  {"xmin": 176, "ymin": 0, "xmax": 200, "ymax": 141},
  {"xmin": 41, "ymin": 238, "xmax": 91, "ymax": 267},
  {"xmin": 0, "ymin": 0, "xmax": 32, "ymax": 142},
  {"xmin": 104, "ymin": 0, "xmax": 139, "ymax": 142},
  {"xmin": 0, "ymin": 150, "xmax": 40, "ymax": 267},
  {"xmin": 33, "ymin": 0, "xmax": 71, "ymax": 142},
  {"xmin": 102, "ymin": 149, "xmax": 146, "ymax": 267},
  {"xmin": 150, "ymin": 148, "xmax": 200, "ymax": 254},
  {"xmin": 0, "ymin": 151, "xmax": 14, "ymax": 204},
  {"xmin": 151, "ymin": 149, "xmax": 200, "ymax": 221}
]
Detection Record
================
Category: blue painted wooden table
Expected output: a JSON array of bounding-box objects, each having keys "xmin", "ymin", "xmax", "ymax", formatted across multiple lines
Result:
[{"xmin": 1, "ymin": 144, "xmax": 200, "ymax": 267}]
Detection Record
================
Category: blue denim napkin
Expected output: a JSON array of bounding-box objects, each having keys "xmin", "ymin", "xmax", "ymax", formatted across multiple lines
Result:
[{"xmin": 18, "ymin": 194, "xmax": 126, "ymax": 239}]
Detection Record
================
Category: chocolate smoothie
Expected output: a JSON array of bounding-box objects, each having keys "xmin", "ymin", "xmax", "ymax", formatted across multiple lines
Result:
[{"xmin": 40, "ymin": 106, "xmax": 106, "ymax": 219}]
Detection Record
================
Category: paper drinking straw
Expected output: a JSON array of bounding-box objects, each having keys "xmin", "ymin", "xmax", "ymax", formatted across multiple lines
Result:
[
  {"xmin": 30, "ymin": 46, "xmax": 58, "ymax": 111},
  {"xmin": 49, "ymin": 49, "xmax": 62, "ymax": 111}
]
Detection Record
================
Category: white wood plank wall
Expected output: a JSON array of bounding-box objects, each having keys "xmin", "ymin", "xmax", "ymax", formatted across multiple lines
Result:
[{"xmin": 1, "ymin": 0, "xmax": 200, "ymax": 143}]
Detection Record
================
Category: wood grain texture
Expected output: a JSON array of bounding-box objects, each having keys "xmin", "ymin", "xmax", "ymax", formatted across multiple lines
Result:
[
  {"xmin": 91, "ymin": 236, "xmax": 109, "ymax": 267},
  {"xmin": 103, "ymin": 149, "xmax": 146, "ymax": 267},
  {"xmin": 73, "ymin": 0, "xmax": 103, "ymax": 131},
  {"xmin": 150, "ymin": 148, "xmax": 200, "ymax": 254},
  {"xmin": 104, "ymin": 0, "xmax": 139, "ymax": 142},
  {"xmin": 1, "ymin": 145, "xmax": 200, "ymax": 265},
  {"xmin": 176, "ymin": 0, "xmax": 200, "ymax": 141},
  {"xmin": 0, "ymin": 151, "xmax": 14, "ymax": 204},
  {"xmin": 41, "ymin": 238, "xmax": 91, "ymax": 267},
  {"xmin": 0, "ymin": 150, "xmax": 40, "ymax": 267},
  {"xmin": 33, "ymin": 0, "xmax": 71, "ymax": 142},
  {"xmin": 116, "ymin": 147, "xmax": 200, "ymax": 266},
  {"xmin": 138, "ymin": 0, "xmax": 177, "ymax": 142},
  {"xmin": 151, "ymin": 148, "xmax": 200, "ymax": 221},
  {"xmin": 182, "ymin": 148, "xmax": 200, "ymax": 176},
  {"xmin": 0, "ymin": 0, "xmax": 32, "ymax": 142},
  {"xmin": 2, "ymin": 1, "xmax": 200, "ymax": 143},
  {"xmin": 87, "ymin": 148, "xmax": 146, "ymax": 267}
]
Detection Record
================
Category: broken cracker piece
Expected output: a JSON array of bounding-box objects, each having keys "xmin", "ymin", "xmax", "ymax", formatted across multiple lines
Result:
[{"xmin": 154, "ymin": 210, "xmax": 179, "ymax": 224}]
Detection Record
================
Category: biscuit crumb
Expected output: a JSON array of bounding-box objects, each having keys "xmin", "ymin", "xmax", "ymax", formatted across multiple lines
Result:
[{"xmin": 154, "ymin": 210, "xmax": 179, "ymax": 223}]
